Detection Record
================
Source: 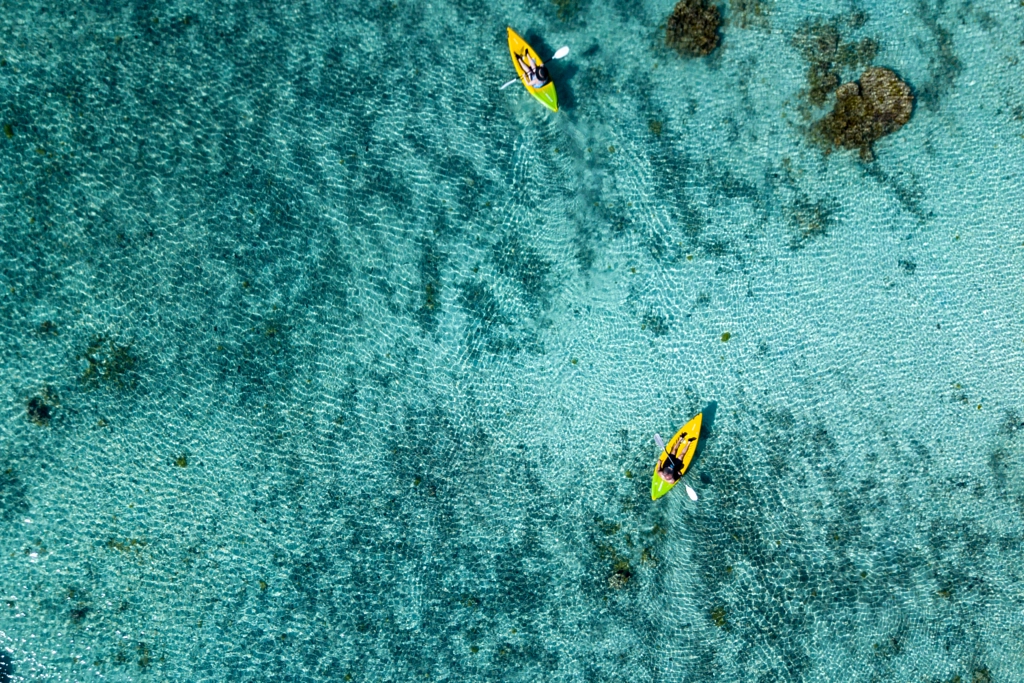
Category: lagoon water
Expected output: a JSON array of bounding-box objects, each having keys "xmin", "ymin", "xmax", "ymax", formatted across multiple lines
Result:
[{"xmin": 1, "ymin": 0, "xmax": 1023, "ymax": 681}]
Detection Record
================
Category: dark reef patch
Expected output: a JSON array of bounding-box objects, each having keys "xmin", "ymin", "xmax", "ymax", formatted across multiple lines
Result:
[
  {"xmin": 78, "ymin": 336, "xmax": 139, "ymax": 391},
  {"xmin": 37, "ymin": 320, "xmax": 59, "ymax": 337},
  {"xmin": 787, "ymin": 194, "xmax": 834, "ymax": 249},
  {"xmin": 988, "ymin": 448, "xmax": 1011, "ymax": 490},
  {"xmin": 641, "ymin": 310, "xmax": 670, "ymax": 337},
  {"xmin": 666, "ymin": 0, "xmax": 722, "ymax": 58},
  {"xmin": 68, "ymin": 586, "xmax": 92, "ymax": 625},
  {"xmin": 416, "ymin": 236, "xmax": 445, "ymax": 335},
  {"xmin": 607, "ymin": 557, "xmax": 632, "ymax": 589},
  {"xmin": 26, "ymin": 387, "xmax": 58, "ymax": 426},
  {"xmin": 573, "ymin": 221, "xmax": 599, "ymax": 272},
  {"xmin": 491, "ymin": 232, "xmax": 553, "ymax": 307},
  {"xmin": 862, "ymin": 163, "xmax": 932, "ymax": 223},
  {"xmin": 552, "ymin": 0, "xmax": 586, "ymax": 22},
  {"xmin": 914, "ymin": 0, "xmax": 963, "ymax": 111},
  {"xmin": 457, "ymin": 279, "xmax": 542, "ymax": 358},
  {"xmin": 728, "ymin": 0, "xmax": 769, "ymax": 29},
  {"xmin": 793, "ymin": 15, "xmax": 878, "ymax": 108},
  {"xmin": 26, "ymin": 397, "xmax": 52, "ymax": 426},
  {"xmin": 812, "ymin": 67, "xmax": 914, "ymax": 161},
  {"xmin": 972, "ymin": 666, "xmax": 992, "ymax": 683},
  {"xmin": 898, "ymin": 258, "xmax": 917, "ymax": 273},
  {"xmin": 0, "ymin": 467, "xmax": 29, "ymax": 522},
  {"xmin": 999, "ymin": 411, "xmax": 1023, "ymax": 438}
]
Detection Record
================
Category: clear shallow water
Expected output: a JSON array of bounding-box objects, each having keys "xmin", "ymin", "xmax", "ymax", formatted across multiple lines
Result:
[{"xmin": 1, "ymin": 0, "xmax": 1022, "ymax": 680}]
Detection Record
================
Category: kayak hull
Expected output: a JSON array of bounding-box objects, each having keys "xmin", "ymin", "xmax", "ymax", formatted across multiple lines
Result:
[
  {"xmin": 507, "ymin": 27, "xmax": 558, "ymax": 112},
  {"xmin": 651, "ymin": 413, "xmax": 703, "ymax": 500}
]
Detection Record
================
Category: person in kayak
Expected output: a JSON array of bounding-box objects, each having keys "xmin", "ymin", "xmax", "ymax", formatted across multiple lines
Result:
[
  {"xmin": 515, "ymin": 50, "xmax": 551, "ymax": 89},
  {"xmin": 657, "ymin": 434, "xmax": 694, "ymax": 483}
]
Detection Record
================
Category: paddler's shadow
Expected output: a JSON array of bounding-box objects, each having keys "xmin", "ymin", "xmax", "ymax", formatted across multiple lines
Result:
[
  {"xmin": 552, "ymin": 63, "xmax": 578, "ymax": 110},
  {"xmin": 692, "ymin": 401, "xmax": 718, "ymax": 481},
  {"xmin": 525, "ymin": 30, "xmax": 578, "ymax": 110}
]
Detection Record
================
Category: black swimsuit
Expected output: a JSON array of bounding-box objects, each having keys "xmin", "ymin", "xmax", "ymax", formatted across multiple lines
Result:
[
  {"xmin": 661, "ymin": 437, "xmax": 689, "ymax": 480},
  {"xmin": 661, "ymin": 453, "xmax": 683, "ymax": 480}
]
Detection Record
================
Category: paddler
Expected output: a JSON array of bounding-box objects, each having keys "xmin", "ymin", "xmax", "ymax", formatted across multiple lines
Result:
[
  {"xmin": 514, "ymin": 50, "xmax": 551, "ymax": 89},
  {"xmin": 656, "ymin": 434, "xmax": 694, "ymax": 483}
]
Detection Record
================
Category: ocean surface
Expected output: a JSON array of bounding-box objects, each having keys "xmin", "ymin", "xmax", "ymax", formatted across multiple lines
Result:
[{"xmin": 1, "ymin": 0, "xmax": 1022, "ymax": 680}]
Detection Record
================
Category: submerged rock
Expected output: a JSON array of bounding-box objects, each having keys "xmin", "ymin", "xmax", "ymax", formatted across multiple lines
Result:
[
  {"xmin": 814, "ymin": 67, "xmax": 913, "ymax": 161},
  {"xmin": 26, "ymin": 387, "xmax": 58, "ymax": 426},
  {"xmin": 666, "ymin": 0, "xmax": 721, "ymax": 57},
  {"xmin": 608, "ymin": 563, "xmax": 632, "ymax": 589},
  {"xmin": 26, "ymin": 397, "xmax": 52, "ymax": 426}
]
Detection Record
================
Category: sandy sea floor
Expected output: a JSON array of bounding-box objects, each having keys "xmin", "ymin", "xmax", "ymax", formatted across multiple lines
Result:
[{"xmin": 1, "ymin": 0, "xmax": 1023, "ymax": 680}]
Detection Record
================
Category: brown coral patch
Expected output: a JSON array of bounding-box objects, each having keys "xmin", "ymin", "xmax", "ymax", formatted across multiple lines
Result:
[
  {"xmin": 792, "ymin": 18, "xmax": 877, "ymax": 107},
  {"xmin": 813, "ymin": 67, "xmax": 913, "ymax": 161},
  {"xmin": 666, "ymin": 0, "xmax": 722, "ymax": 57}
]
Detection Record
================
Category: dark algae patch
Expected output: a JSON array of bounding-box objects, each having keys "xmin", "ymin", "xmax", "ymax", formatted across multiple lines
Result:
[
  {"xmin": 787, "ymin": 195, "xmax": 834, "ymax": 248},
  {"xmin": 666, "ymin": 0, "xmax": 722, "ymax": 57},
  {"xmin": 608, "ymin": 558, "xmax": 632, "ymax": 590},
  {"xmin": 37, "ymin": 320, "xmax": 59, "ymax": 337},
  {"xmin": 26, "ymin": 387, "xmax": 58, "ymax": 426},
  {"xmin": 914, "ymin": 0, "xmax": 963, "ymax": 111},
  {"xmin": 728, "ymin": 0, "xmax": 769, "ymax": 30},
  {"xmin": 552, "ymin": 0, "xmax": 583, "ymax": 22},
  {"xmin": 26, "ymin": 397, "xmax": 52, "ymax": 426},
  {"xmin": 107, "ymin": 538, "xmax": 148, "ymax": 555},
  {"xmin": 78, "ymin": 336, "xmax": 139, "ymax": 390},
  {"xmin": 793, "ymin": 16, "xmax": 878, "ymax": 107},
  {"xmin": 0, "ymin": 468, "xmax": 29, "ymax": 522},
  {"xmin": 813, "ymin": 68, "xmax": 914, "ymax": 160},
  {"xmin": 641, "ymin": 310, "xmax": 669, "ymax": 336}
]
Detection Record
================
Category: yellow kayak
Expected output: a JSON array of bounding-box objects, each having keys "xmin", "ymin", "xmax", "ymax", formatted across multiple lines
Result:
[
  {"xmin": 651, "ymin": 413, "xmax": 702, "ymax": 500},
  {"xmin": 507, "ymin": 27, "xmax": 558, "ymax": 112}
]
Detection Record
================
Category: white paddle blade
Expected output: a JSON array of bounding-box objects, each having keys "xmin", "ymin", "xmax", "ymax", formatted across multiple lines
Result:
[
  {"xmin": 685, "ymin": 485, "xmax": 698, "ymax": 501},
  {"xmin": 654, "ymin": 433, "xmax": 666, "ymax": 451},
  {"xmin": 552, "ymin": 46, "xmax": 570, "ymax": 60},
  {"xmin": 500, "ymin": 78, "xmax": 519, "ymax": 90}
]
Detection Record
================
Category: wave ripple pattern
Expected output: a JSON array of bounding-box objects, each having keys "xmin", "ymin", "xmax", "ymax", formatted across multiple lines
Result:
[{"xmin": 1, "ymin": 0, "xmax": 1022, "ymax": 681}]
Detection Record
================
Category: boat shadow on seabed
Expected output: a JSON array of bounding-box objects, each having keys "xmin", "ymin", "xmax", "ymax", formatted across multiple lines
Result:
[{"xmin": 691, "ymin": 400, "xmax": 718, "ymax": 484}]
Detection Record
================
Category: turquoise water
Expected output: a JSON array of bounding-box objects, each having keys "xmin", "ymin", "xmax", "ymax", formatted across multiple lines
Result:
[{"xmin": 1, "ymin": 0, "xmax": 1022, "ymax": 680}]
